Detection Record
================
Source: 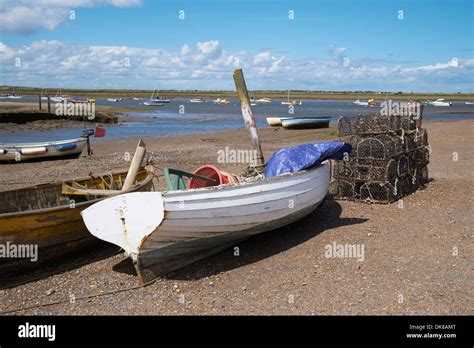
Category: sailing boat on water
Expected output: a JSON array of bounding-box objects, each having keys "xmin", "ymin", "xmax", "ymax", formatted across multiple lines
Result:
[
  {"xmin": 281, "ymin": 91, "xmax": 302, "ymax": 105},
  {"xmin": 144, "ymin": 89, "xmax": 170, "ymax": 105},
  {"xmin": 7, "ymin": 87, "xmax": 22, "ymax": 99}
]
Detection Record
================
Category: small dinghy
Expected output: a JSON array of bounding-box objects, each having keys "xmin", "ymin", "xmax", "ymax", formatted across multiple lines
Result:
[
  {"xmin": 266, "ymin": 117, "xmax": 290, "ymax": 127},
  {"xmin": 281, "ymin": 117, "xmax": 331, "ymax": 129},
  {"xmin": 0, "ymin": 137, "xmax": 87, "ymax": 162}
]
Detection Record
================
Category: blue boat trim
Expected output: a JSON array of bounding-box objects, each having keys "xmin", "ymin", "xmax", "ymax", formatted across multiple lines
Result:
[{"xmin": 56, "ymin": 143, "xmax": 77, "ymax": 152}]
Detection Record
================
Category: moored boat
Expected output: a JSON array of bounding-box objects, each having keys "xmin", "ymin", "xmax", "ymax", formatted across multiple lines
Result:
[
  {"xmin": 353, "ymin": 99, "xmax": 369, "ymax": 106},
  {"xmin": 427, "ymin": 98, "xmax": 452, "ymax": 107},
  {"xmin": 213, "ymin": 98, "xmax": 230, "ymax": 105},
  {"xmin": 281, "ymin": 91, "xmax": 302, "ymax": 105},
  {"xmin": 143, "ymin": 100, "xmax": 164, "ymax": 106},
  {"xmin": 70, "ymin": 97, "xmax": 95, "ymax": 103},
  {"xmin": 281, "ymin": 117, "xmax": 331, "ymax": 129},
  {"xmin": 189, "ymin": 98, "xmax": 207, "ymax": 103},
  {"xmin": 0, "ymin": 168, "xmax": 154, "ymax": 276}
]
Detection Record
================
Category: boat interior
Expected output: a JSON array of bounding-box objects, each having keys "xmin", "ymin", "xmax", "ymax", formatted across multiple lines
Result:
[{"xmin": 0, "ymin": 170, "xmax": 149, "ymax": 214}]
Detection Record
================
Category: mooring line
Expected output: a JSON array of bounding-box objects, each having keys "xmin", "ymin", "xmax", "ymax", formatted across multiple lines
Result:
[{"xmin": 0, "ymin": 279, "xmax": 157, "ymax": 315}]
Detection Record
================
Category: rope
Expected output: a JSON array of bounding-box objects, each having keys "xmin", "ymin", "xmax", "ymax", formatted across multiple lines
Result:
[{"xmin": 0, "ymin": 278, "xmax": 157, "ymax": 315}]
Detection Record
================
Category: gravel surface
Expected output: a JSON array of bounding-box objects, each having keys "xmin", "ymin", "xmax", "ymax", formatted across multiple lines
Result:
[{"xmin": 0, "ymin": 120, "xmax": 472, "ymax": 315}]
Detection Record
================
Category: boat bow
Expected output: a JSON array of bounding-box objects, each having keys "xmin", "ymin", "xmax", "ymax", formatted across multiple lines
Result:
[{"xmin": 81, "ymin": 192, "xmax": 165, "ymax": 255}]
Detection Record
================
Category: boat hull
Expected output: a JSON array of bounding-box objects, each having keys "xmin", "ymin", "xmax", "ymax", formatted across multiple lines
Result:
[
  {"xmin": 266, "ymin": 117, "xmax": 289, "ymax": 126},
  {"xmin": 0, "ymin": 169, "xmax": 154, "ymax": 276},
  {"xmin": 136, "ymin": 161, "xmax": 331, "ymax": 282},
  {"xmin": 281, "ymin": 118, "xmax": 331, "ymax": 129},
  {"xmin": 0, "ymin": 137, "xmax": 87, "ymax": 162}
]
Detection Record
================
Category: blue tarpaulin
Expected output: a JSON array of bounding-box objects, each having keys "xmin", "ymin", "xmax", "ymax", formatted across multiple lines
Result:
[{"xmin": 264, "ymin": 141, "xmax": 352, "ymax": 178}]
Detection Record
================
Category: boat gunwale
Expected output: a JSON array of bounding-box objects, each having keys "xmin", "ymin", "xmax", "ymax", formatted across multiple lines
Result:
[
  {"xmin": 0, "ymin": 137, "xmax": 87, "ymax": 148},
  {"xmin": 0, "ymin": 169, "xmax": 154, "ymax": 218},
  {"xmin": 163, "ymin": 160, "xmax": 330, "ymax": 196}
]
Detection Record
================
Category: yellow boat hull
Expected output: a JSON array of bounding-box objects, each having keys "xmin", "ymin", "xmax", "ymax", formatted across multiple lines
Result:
[{"xmin": 0, "ymin": 169, "xmax": 154, "ymax": 276}]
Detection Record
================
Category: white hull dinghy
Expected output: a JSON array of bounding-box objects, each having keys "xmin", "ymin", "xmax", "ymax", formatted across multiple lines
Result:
[
  {"xmin": 0, "ymin": 136, "xmax": 89, "ymax": 162},
  {"xmin": 81, "ymin": 160, "xmax": 331, "ymax": 283}
]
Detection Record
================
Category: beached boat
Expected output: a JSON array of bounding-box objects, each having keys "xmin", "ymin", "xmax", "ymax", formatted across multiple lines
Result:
[
  {"xmin": 81, "ymin": 160, "xmax": 332, "ymax": 283},
  {"xmin": 281, "ymin": 91, "xmax": 302, "ymax": 106},
  {"xmin": 281, "ymin": 117, "xmax": 331, "ymax": 129},
  {"xmin": 266, "ymin": 117, "xmax": 290, "ymax": 127},
  {"xmin": 427, "ymin": 98, "xmax": 452, "ymax": 107},
  {"xmin": 189, "ymin": 98, "xmax": 207, "ymax": 103},
  {"xmin": 0, "ymin": 137, "xmax": 88, "ymax": 162},
  {"xmin": 0, "ymin": 168, "xmax": 154, "ymax": 275}
]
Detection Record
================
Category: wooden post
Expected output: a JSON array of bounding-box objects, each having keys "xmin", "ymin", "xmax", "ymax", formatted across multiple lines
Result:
[
  {"xmin": 86, "ymin": 135, "xmax": 92, "ymax": 156},
  {"xmin": 39, "ymin": 94, "xmax": 42, "ymax": 110},
  {"xmin": 122, "ymin": 139, "xmax": 147, "ymax": 191},
  {"xmin": 47, "ymin": 95, "xmax": 51, "ymax": 113},
  {"xmin": 233, "ymin": 69, "xmax": 264, "ymax": 166}
]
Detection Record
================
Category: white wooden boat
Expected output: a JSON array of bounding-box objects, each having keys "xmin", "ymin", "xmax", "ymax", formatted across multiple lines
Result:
[
  {"xmin": 0, "ymin": 137, "xmax": 87, "ymax": 162},
  {"xmin": 81, "ymin": 160, "xmax": 331, "ymax": 283},
  {"xmin": 266, "ymin": 117, "xmax": 290, "ymax": 126},
  {"xmin": 427, "ymin": 98, "xmax": 452, "ymax": 107}
]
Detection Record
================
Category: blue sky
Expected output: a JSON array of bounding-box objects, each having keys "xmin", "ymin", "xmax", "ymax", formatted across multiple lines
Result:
[{"xmin": 0, "ymin": 0, "xmax": 473, "ymax": 91}]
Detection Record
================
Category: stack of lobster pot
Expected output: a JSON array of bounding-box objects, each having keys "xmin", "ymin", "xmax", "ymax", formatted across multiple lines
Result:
[{"xmin": 330, "ymin": 101, "xmax": 430, "ymax": 203}]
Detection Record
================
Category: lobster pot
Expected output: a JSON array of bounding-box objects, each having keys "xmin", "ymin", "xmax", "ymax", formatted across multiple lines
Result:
[
  {"xmin": 409, "ymin": 146, "xmax": 430, "ymax": 167},
  {"xmin": 338, "ymin": 108, "xmax": 423, "ymax": 137},
  {"xmin": 356, "ymin": 134, "xmax": 405, "ymax": 161},
  {"xmin": 329, "ymin": 179, "xmax": 363, "ymax": 201},
  {"xmin": 333, "ymin": 159, "xmax": 398, "ymax": 183},
  {"xmin": 397, "ymin": 155, "xmax": 410, "ymax": 176},
  {"xmin": 404, "ymin": 128, "xmax": 429, "ymax": 151},
  {"xmin": 359, "ymin": 181, "xmax": 398, "ymax": 204},
  {"xmin": 412, "ymin": 165, "xmax": 429, "ymax": 186},
  {"xmin": 338, "ymin": 114, "xmax": 389, "ymax": 136}
]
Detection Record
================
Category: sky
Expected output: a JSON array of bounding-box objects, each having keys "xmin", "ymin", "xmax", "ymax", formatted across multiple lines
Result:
[{"xmin": 0, "ymin": 0, "xmax": 473, "ymax": 92}]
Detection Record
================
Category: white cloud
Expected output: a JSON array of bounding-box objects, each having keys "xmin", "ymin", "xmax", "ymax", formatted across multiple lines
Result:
[
  {"xmin": 0, "ymin": 40, "xmax": 472, "ymax": 91},
  {"xmin": 253, "ymin": 51, "xmax": 270, "ymax": 65},
  {"xmin": 0, "ymin": 0, "xmax": 142, "ymax": 34}
]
